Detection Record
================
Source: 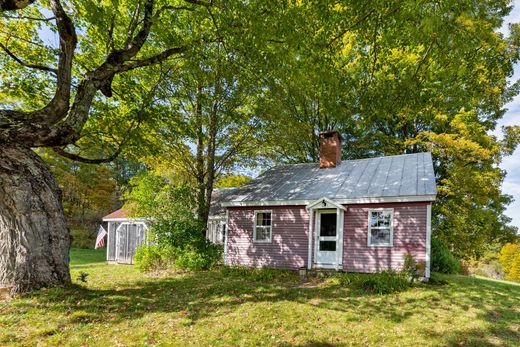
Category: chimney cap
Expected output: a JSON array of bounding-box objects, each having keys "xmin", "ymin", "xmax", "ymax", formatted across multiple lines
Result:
[{"xmin": 319, "ymin": 130, "xmax": 342, "ymax": 140}]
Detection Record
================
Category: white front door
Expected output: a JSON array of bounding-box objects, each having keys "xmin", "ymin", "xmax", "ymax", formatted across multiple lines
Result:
[{"xmin": 315, "ymin": 210, "xmax": 339, "ymax": 267}]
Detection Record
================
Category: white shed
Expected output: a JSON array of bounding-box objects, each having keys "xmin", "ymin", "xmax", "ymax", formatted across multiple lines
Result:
[{"xmin": 102, "ymin": 208, "xmax": 148, "ymax": 264}]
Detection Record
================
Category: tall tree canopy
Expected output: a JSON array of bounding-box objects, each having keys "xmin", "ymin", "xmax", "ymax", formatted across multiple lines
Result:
[
  {"xmin": 1, "ymin": 0, "xmax": 520, "ymax": 293},
  {"xmin": 258, "ymin": 0, "xmax": 520, "ymax": 258}
]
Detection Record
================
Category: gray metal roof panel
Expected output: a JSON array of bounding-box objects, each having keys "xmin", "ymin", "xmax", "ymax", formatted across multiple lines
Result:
[{"xmin": 226, "ymin": 152, "xmax": 437, "ymax": 203}]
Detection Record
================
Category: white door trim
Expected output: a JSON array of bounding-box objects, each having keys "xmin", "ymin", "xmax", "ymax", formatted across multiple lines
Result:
[{"xmin": 313, "ymin": 209, "xmax": 344, "ymax": 269}]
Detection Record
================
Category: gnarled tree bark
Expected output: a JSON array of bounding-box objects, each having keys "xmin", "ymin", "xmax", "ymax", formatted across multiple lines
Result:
[{"xmin": 0, "ymin": 144, "xmax": 70, "ymax": 293}]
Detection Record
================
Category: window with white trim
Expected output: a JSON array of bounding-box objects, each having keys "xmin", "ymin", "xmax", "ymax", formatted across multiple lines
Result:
[
  {"xmin": 368, "ymin": 209, "xmax": 393, "ymax": 246},
  {"xmin": 254, "ymin": 211, "xmax": 272, "ymax": 242}
]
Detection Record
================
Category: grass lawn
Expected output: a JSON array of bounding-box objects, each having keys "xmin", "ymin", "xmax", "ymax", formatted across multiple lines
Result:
[{"xmin": 1, "ymin": 249, "xmax": 519, "ymax": 346}]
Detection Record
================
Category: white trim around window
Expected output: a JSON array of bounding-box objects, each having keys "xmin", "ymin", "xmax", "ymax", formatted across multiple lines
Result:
[
  {"xmin": 367, "ymin": 208, "xmax": 394, "ymax": 247},
  {"xmin": 253, "ymin": 210, "xmax": 272, "ymax": 243}
]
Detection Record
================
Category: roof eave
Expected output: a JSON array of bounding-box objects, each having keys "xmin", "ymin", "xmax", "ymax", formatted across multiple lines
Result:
[{"xmin": 221, "ymin": 194, "xmax": 437, "ymax": 207}]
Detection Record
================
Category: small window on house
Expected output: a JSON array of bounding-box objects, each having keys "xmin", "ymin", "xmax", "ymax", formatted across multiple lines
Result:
[
  {"xmin": 254, "ymin": 211, "xmax": 272, "ymax": 243},
  {"xmin": 368, "ymin": 209, "xmax": 393, "ymax": 247}
]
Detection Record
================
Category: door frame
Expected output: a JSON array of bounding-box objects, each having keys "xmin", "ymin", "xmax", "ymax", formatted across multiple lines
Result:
[
  {"xmin": 306, "ymin": 198, "xmax": 345, "ymax": 270},
  {"xmin": 115, "ymin": 221, "xmax": 148, "ymax": 264}
]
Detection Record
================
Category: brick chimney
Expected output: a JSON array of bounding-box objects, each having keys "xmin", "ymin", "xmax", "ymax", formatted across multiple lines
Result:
[{"xmin": 319, "ymin": 130, "xmax": 342, "ymax": 168}]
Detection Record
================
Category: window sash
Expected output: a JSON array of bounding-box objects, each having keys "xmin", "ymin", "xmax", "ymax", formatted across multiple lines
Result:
[
  {"xmin": 254, "ymin": 211, "xmax": 272, "ymax": 243},
  {"xmin": 368, "ymin": 209, "xmax": 393, "ymax": 247}
]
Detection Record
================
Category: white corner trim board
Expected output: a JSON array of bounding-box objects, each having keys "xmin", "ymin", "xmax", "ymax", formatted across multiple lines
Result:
[
  {"xmin": 425, "ymin": 203, "xmax": 432, "ymax": 278},
  {"xmin": 307, "ymin": 209, "xmax": 313, "ymax": 269},
  {"xmin": 221, "ymin": 194, "xmax": 436, "ymax": 207},
  {"xmin": 224, "ymin": 209, "xmax": 229, "ymax": 265}
]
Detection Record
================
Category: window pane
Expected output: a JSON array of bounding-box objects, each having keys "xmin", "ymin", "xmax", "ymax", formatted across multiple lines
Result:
[
  {"xmin": 256, "ymin": 212, "xmax": 271, "ymax": 227},
  {"xmin": 319, "ymin": 241, "xmax": 336, "ymax": 251},
  {"xmin": 379, "ymin": 211, "xmax": 391, "ymax": 227},
  {"xmin": 320, "ymin": 213, "xmax": 337, "ymax": 237},
  {"xmin": 371, "ymin": 211, "xmax": 391, "ymax": 228},
  {"xmin": 370, "ymin": 228, "xmax": 391, "ymax": 245},
  {"xmin": 255, "ymin": 227, "xmax": 270, "ymax": 241},
  {"xmin": 370, "ymin": 211, "xmax": 380, "ymax": 227}
]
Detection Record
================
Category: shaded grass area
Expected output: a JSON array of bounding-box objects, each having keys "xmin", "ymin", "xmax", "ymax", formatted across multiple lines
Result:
[
  {"xmin": 70, "ymin": 247, "xmax": 106, "ymax": 266},
  {"xmin": 0, "ymin": 249, "xmax": 519, "ymax": 346}
]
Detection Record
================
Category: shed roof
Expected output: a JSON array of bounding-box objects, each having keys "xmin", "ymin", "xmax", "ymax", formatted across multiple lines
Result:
[
  {"xmin": 223, "ymin": 152, "xmax": 436, "ymax": 206},
  {"xmin": 102, "ymin": 208, "xmax": 128, "ymax": 220}
]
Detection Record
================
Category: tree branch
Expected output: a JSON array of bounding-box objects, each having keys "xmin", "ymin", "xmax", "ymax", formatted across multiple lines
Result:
[
  {"xmin": 328, "ymin": 9, "xmax": 375, "ymax": 46},
  {"xmin": 29, "ymin": 0, "xmax": 77, "ymax": 123},
  {"xmin": 117, "ymin": 46, "xmax": 185, "ymax": 73},
  {"xmin": 52, "ymin": 145, "xmax": 124, "ymax": 164},
  {"xmin": 0, "ymin": 41, "xmax": 58, "ymax": 74},
  {"xmin": 1, "ymin": 14, "xmax": 55, "ymax": 21}
]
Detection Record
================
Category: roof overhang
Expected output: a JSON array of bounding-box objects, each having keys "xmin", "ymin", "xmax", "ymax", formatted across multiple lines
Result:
[
  {"xmin": 102, "ymin": 217, "xmax": 148, "ymax": 222},
  {"xmin": 306, "ymin": 197, "xmax": 346, "ymax": 211},
  {"xmin": 221, "ymin": 194, "xmax": 436, "ymax": 208}
]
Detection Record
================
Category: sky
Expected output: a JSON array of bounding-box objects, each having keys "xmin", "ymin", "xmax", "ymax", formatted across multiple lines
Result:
[{"xmin": 498, "ymin": 1, "xmax": 520, "ymax": 228}]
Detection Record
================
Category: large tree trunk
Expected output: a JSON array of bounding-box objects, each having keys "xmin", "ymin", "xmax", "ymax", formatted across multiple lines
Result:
[{"xmin": 0, "ymin": 144, "xmax": 70, "ymax": 294}]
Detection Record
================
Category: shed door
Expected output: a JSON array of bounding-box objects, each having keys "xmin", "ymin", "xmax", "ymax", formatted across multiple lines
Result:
[
  {"xmin": 315, "ymin": 211, "xmax": 338, "ymax": 267},
  {"xmin": 116, "ymin": 223, "xmax": 147, "ymax": 264},
  {"xmin": 116, "ymin": 224, "xmax": 130, "ymax": 264}
]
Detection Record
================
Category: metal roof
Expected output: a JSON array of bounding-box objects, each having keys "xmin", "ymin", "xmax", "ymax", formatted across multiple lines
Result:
[
  {"xmin": 224, "ymin": 152, "xmax": 436, "ymax": 205},
  {"xmin": 209, "ymin": 188, "xmax": 238, "ymax": 216}
]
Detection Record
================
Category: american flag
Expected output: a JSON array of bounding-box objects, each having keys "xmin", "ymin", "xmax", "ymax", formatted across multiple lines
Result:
[{"xmin": 95, "ymin": 225, "xmax": 107, "ymax": 249}]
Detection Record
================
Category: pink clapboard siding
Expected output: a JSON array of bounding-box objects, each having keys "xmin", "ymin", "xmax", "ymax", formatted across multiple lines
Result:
[
  {"xmin": 343, "ymin": 202, "xmax": 428, "ymax": 273},
  {"xmin": 226, "ymin": 206, "xmax": 309, "ymax": 269},
  {"xmin": 226, "ymin": 202, "xmax": 429, "ymax": 272}
]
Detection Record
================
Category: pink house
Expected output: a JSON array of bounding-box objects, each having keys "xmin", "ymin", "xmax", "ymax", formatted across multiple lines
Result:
[{"xmin": 221, "ymin": 131, "xmax": 437, "ymax": 278}]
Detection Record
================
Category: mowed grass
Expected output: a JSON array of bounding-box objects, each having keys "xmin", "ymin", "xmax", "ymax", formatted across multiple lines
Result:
[{"xmin": 0, "ymin": 249, "xmax": 519, "ymax": 346}]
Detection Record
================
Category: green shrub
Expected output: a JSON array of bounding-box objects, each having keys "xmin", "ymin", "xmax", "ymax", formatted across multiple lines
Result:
[
  {"xmin": 174, "ymin": 242, "xmax": 223, "ymax": 271},
  {"xmin": 428, "ymin": 272, "xmax": 450, "ymax": 285},
  {"xmin": 402, "ymin": 254, "xmax": 426, "ymax": 283},
  {"xmin": 221, "ymin": 266, "xmax": 297, "ymax": 282},
  {"xmin": 359, "ymin": 271, "xmax": 411, "ymax": 294},
  {"xmin": 336, "ymin": 270, "xmax": 411, "ymax": 294},
  {"xmin": 135, "ymin": 241, "xmax": 222, "ymax": 273},
  {"xmin": 335, "ymin": 272, "xmax": 361, "ymax": 286},
  {"xmin": 134, "ymin": 244, "xmax": 176, "ymax": 272},
  {"xmin": 431, "ymin": 237, "xmax": 461, "ymax": 274},
  {"xmin": 175, "ymin": 247, "xmax": 208, "ymax": 271}
]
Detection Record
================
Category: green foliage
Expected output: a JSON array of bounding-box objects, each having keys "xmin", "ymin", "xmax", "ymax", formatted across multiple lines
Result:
[
  {"xmin": 69, "ymin": 226, "xmax": 96, "ymax": 249},
  {"xmin": 76, "ymin": 272, "xmax": 89, "ymax": 283},
  {"xmin": 220, "ymin": 266, "xmax": 298, "ymax": 282},
  {"xmin": 255, "ymin": 0, "xmax": 520, "ymax": 259},
  {"xmin": 2, "ymin": 0, "xmax": 519, "ymax": 266},
  {"xmin": 134, "ymin": 244, "xmax": 176, "ymax": 273},
  {"xmin": 402, "ymin": 254, "xmax": 426, "ymax": 283},
  {"xmin": 498, "ymin": 243, "xmax": 520, "ymax": 281},
  {"xmin": 336, "ymin": 271, "xmax": 412, "ymax": 294},
  {"xmin": 431, "ymin": 238, "xmax": 462, "ymax": 274},
  {"xmin": 428, "ymin": 272, "xmax": 450, "ymax": 286},
  {"xmin": 175, "ymin": 244, "xmax": 222, "ymax": 272},
  {"xmin": 498, "ymin": 243, "xmax": 518, "ymax": 274},
  {"xmin": 509, "ymin": 253, "xmax": 520, "ymax": 281},
  {"xmin": 135, "ymin": 243, "xmax": 222, "ymax": 272},
  {"xmin": 215, "ymin": 174, "xmax": 252, "ymax": 188},
  {"xmin": 125, "ymin": 171, "xmax": 204, "ymax": 248}
]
